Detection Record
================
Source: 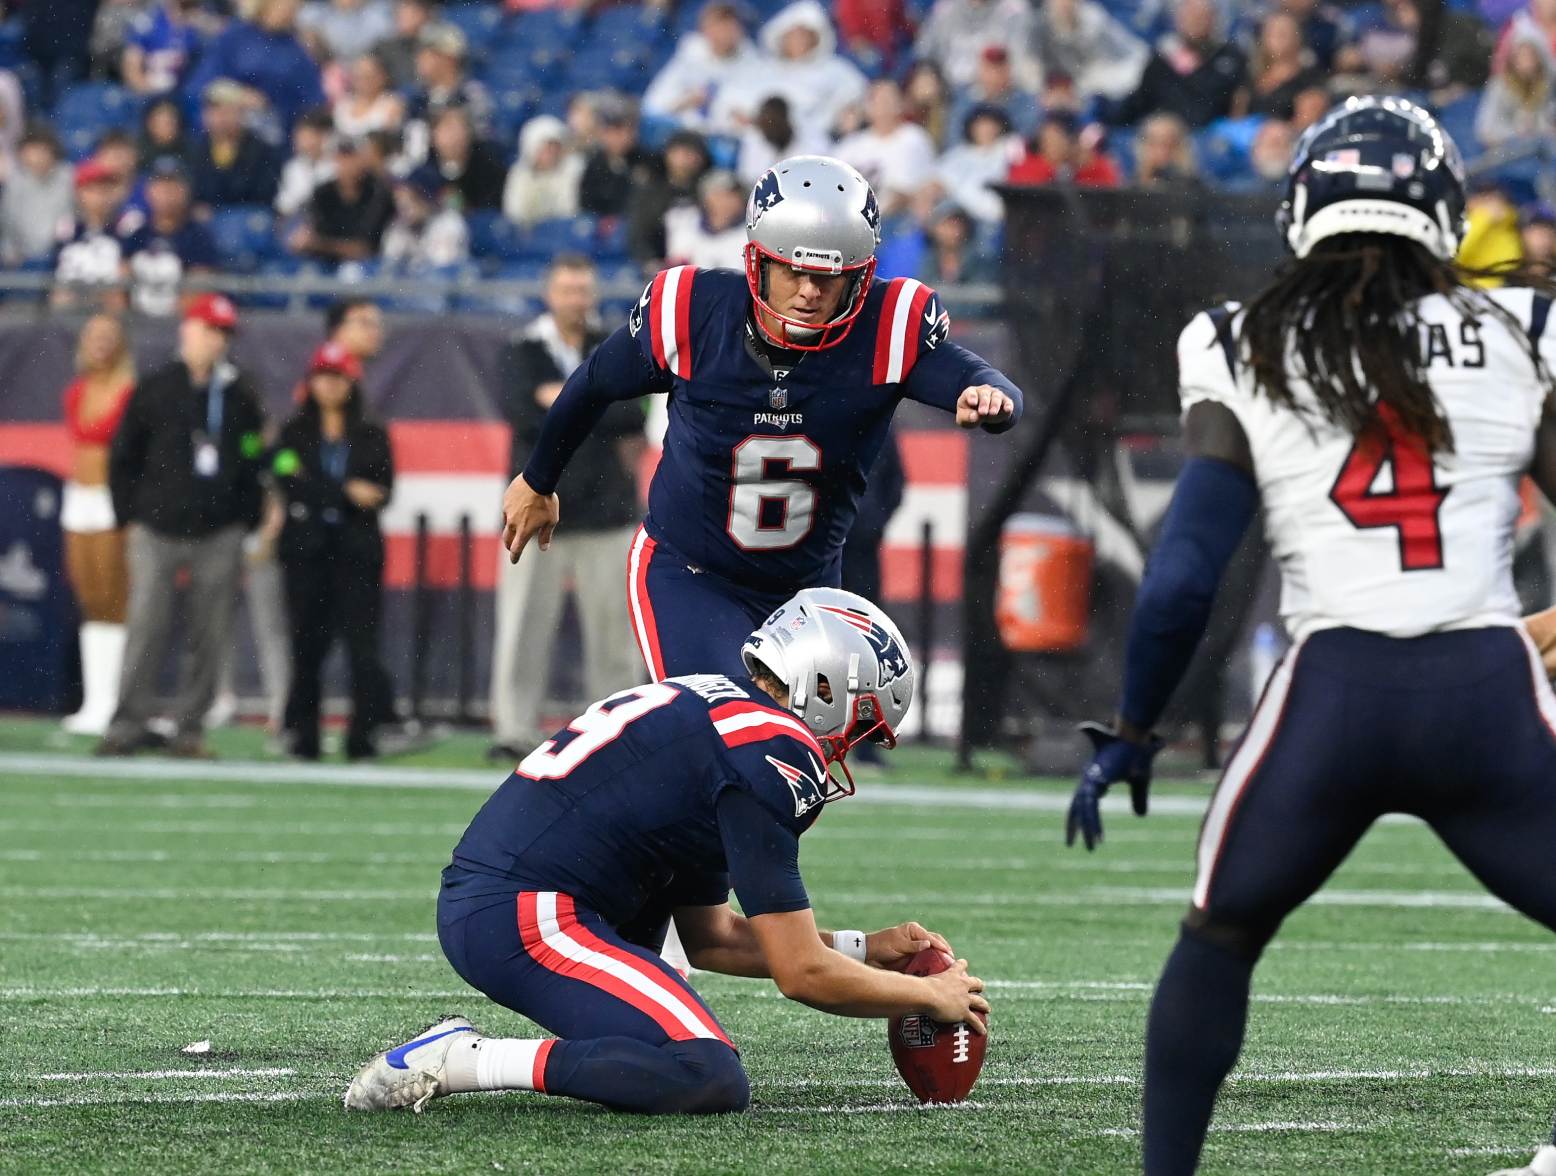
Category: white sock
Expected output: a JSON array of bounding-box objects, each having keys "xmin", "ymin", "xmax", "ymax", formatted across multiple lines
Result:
[
  {"xmin": 442, "ymin": 1035, "xmax": 552, "ymax": 1093},
  {"xmin": 1531, "ymin": 1144, "xmax": 1556, "ymax": 1176}
]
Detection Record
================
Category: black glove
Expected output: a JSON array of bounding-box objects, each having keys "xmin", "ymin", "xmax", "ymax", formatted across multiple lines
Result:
[{"xmin": 1065, "ymin": 720, "xmax": 1164, "ymax": 851}]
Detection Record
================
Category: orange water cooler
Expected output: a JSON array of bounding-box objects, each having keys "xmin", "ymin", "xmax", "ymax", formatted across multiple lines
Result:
[{"xmin": 995, "ymin": 514, "xmax": 1094, "ymax": 652}]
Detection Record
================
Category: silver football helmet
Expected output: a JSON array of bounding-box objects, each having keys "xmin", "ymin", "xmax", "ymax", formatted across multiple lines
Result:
[
  {"xmin": 744, "ymin": 155, "xmax": 882, "ymax": 351},
  {"xmin": 740, "ymin": 587, "xmax": 914, "ymax": 799}
]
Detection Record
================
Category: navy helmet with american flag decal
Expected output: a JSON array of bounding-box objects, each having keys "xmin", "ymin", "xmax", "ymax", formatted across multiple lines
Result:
[{"xmin": 740, "ymin": 587, "xmax": 915, "ymax": 800}]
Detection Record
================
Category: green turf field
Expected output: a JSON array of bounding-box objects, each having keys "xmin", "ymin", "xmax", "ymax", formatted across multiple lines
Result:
[{"xmin": 2, "ymin": 721, "xmax": 1553, "ymax": 1174}]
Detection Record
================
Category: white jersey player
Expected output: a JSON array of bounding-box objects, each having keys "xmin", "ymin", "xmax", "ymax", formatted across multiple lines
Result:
[{"xmin": 1065, "ymin": 95, "xmax": 1556, "ymax": 1176}]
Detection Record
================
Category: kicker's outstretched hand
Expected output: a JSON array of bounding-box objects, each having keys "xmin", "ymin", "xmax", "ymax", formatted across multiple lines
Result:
[
  {"xmin": 502, "ymin": 474, "xmax": 560, "ymax": 563},
  {"xmin": 955, "ymin": 384, "xmax": 1016, "ymax": 430}
]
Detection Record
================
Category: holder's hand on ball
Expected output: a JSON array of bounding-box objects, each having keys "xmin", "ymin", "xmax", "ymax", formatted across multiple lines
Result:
[
  {"xmin": 502, "ymin": 474, "xmax": 560, "ymax": 563},
  {"xmin": 868, "ymin": 922, "xmax": 953, "ymax": 969}
]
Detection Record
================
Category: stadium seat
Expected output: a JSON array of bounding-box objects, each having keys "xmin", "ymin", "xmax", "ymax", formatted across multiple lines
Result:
[
  {"xmin": 505, "ymin": 7, "xmax": 584, "ymax": 52},
  {"xmin": 588, "ymin": 5, "xmax": 671, "ymax": 50},
  {"xmin": 443, "ymin": 3, "xmax": 506, "ymax": 54},
  {"xmin": 208, "ymin": 205, "xmax": 279, "ymax": 273},
  {"xmin": 465, "ymin": 210, "xmax": 508, "ymax": 260},
  {"xmin": 1432, "ymin": 94, "xmax": 1481, "ymax": 162},
  {"xmin": 592, "ymin": 216, "xmax": 629, "ymax": 261},
  {"xmin": 55, "ymin": 82, "xmax": 137, "ymax": 160}
]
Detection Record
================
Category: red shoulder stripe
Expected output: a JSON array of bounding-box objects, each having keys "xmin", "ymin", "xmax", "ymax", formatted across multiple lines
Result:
[{"xmin": 647, "ymin": 269, "xmax": 670, "ymax": 371}]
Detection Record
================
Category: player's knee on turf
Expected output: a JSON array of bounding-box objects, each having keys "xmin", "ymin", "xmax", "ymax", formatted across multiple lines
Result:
[
  {"xmin": 665, "ymin": 1041, "xmax": 749, "ymax": 1115},
  {"xmin": 1181, "ymin": 908, "xmax": 1278, "ymax": 963}
]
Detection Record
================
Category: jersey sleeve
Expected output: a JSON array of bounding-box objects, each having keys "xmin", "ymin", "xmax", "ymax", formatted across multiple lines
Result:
[
  {"xmin": 519, "ymin": 322, "xmax": 671, "ymax": 495},
  {"xmin": 628, "ymin": 264, "xmax": 699, "ymax": 380},
  {"xmin": 1177, "ymin": 304, "xmax": 1245, "ymax": 416},
  {"xmin": 886, "ymin": 280, "xmax": 1024, "ymax": 433},
  {"xmin": 715, "ymin": 786, "xmax": 809, "ymax": 917}
]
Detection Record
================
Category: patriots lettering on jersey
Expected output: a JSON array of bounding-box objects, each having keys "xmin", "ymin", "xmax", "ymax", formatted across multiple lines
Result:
[
  {"xmin": 754, "ymin": 412, "xmax": 805, "ymax": 428},
  {"xmin": 765, "ymin": 751, "xmax": 828, "ymax": 817}
]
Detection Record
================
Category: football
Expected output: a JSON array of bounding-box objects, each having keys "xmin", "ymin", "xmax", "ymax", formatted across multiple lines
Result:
[{"xmin": 886, "ymin": 947, "xmax": 989, "ymax": 1104}]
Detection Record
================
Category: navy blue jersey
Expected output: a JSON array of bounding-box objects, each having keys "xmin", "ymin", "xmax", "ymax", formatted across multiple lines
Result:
[
  {"xmin": 445, "ymin": 673, "xmax": 830, "ymax": 928},
  {"xmin": 522, "ymin": 267, "xmax": 1022, "ymax": 592}
]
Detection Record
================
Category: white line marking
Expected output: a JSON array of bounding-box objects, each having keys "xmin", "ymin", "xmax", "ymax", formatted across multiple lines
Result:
[
  {"xmin": 763, "ymin": 1066, "xmax": 1556, "ymax": 1089},
  {"xmin": 37, "ymin": 1068, "xmax": 296, "ymax": 1081},
  {"xmin": 1094, "ymin": 1120, "xmax": 1351, "ymax": 1138},
  {"xmin": 0, "ymin": 1091, "xmax": 322, "ymax": 1109},
  {"xmin": 0, "ymin": 930, "xmax": 439, "ymax": 945},
  {"xmin": 0, "ymin": 987, "xmax": 470, "ymax": 999},
  {"xmin": 0, "ymin": 887, "xmax": 433, "ymax": 902},
  {"xmin": 0, "ymin": 849, "xmax": 433, "ymax": 866}
]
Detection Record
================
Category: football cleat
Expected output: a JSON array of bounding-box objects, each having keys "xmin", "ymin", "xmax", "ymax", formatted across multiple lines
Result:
[{"xmin": 343, "ymin": 1015, "xmax": 477, "ymax": 1113}]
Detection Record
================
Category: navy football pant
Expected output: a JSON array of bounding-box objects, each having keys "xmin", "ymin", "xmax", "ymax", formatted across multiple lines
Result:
[
  {"xmin": 438, "ymin": 888, "xmax": 747, "ymax": 1114},
  {"xmin": 1144, "ymin": 626, "xmax": 1556, "ymax": 1175},
  {"xmin": 625, "ymin": 526, "xmax": 819, "ymax": 681}
]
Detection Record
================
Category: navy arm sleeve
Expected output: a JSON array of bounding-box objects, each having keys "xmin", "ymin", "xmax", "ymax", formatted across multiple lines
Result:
[
  {"xmin": 715, "ymin": 787, "xmax": 811, "ymax": 918},
  {"xmin": 1118, "ymin": 457, "xmax": 1259, "ymax": 731},
  {"xmin": 519, "ymin": 324, "xmax": 671, "ymax": 495},
  {"xmin": 901, "ymin": 339, "xmax": 1024, "ymax": 434}
]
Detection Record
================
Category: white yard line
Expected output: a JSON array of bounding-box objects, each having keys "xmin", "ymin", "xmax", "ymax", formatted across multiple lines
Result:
[
  {"xmin": 0, "ymin": 849, "xmax": 433, "ymax": 866},
  {"xmin": 0, "ymin": 986, "xmax": 471, "ymax": 999},
  {"xmin": 0, "ymin": 930, "xmax": 438, "ymax": 944},
  {"xmin": 0, "ymin": 1090, "xmax": 323, "ymax": 1109},
  {"xmin": 1093, "ymin": 1120, "xmax": 1352, "ymax": 1138},
  {"xmin": 37, "ymin": 1068, "xmax": 296, "ymax": 1081},
  {"xmin": 764, "ymin": 1066, "xmax": 1556, "ymax": 1089}
]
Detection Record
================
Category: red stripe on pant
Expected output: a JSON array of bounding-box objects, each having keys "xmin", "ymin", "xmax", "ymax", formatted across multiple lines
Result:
[
  {"xmin": 532, "ymin": 1037, "xmax": 555, "ymax": 1093},
  {"xmin": 628, "ymin": 528, "xmax": 666, "ymax": 681},
  {"xmin": 515, "ymin": 891, "xmax": 723, "ymax": 1045}
]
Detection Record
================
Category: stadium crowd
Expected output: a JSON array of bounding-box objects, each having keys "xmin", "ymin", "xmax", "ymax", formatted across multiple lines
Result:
[{"xmin": 2, "ymin": 0, "xmax": 1552, "ymax": 315}]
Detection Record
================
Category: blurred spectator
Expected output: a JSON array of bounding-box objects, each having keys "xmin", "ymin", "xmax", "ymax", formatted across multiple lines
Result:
[
  {"xmin": 1134, "ymin": 112, "xmax": 1201, "ymax": 187},
  {"xmin": 406, "ymin": 21, "xmax": 494, "ymax": 148},
  {"xmin": 335, "ymin": 53, "xmax": 406, "ymax": 140},
  {"xmin": 99, "ymin": 293, "xmax": 263, "ymax": 759},
  {"xmin": 1031, "ymin": 0, "xmax": 1151, "ymax": 103},
  {"xmin": 836, "ymin": 80, "xmax": 938, "ymax": 217},
  {"xmin": 23, "ymin": 0, "xmax": 98, "ymax": 109},
  {"xmin": 94, "ymin": 130, "xmax": 142, "ymax": 211},
  {"xmin": 376, "ymin": 0, "xmax": 436, "ymax": 89},
  {"xmin": 1290, "ymin": 84, "xmax": 1331, "ymax": 130},
  {"xmin": 490, "ymin": 254, "xmax": 643, "ymax": 760},
  {"xmin": 383, "ymin": 167, "xmax": 469, "ymax": 268},
  {"xmin": 503, "ymin": 115, "xmax": 584, "ymax": 227},
  {"xmin": 122, "ymin": 0, "xmax": 211, "ymax": 96},
  {"xmin": 1493, "ymin": 0, "xmax": 1556, "ymax": 74},
  {"xmin": 736, "ymin": 95, "xmax": 829, "ymax": 185},
  {"xmin": 1335, "ymin": 0, "xmax": 1490, "ymax": 99},
  {"xmin": 1523, "ymin": 205, "xmax": 1556, "ymax": 275},
  {"xmin": 121, "ymin": 156, "xmax": 218, "ymax": 316},
  {"xmin": 300, "ymin": 0, "xmax": 394, "ymax": 62},
  {"xmin": 273, "ymin": 341, "xmax": 395, "ymax": 761},
  {"xmin": 52, "ymin": 159, "xmax": 128, "ymax": 312},
  {"xmin": 276, "ymin": 107, "xmax": 336, "ymax": 218},
  {"xmin": 0, "ymin": 70, "xmax": 26, "ymax": 183},
  {"xmin": 903, "ymin": 60, "xmax": 954, "ymax": 149},
  {"xmin": 1, "ymin": 128, "xmax": 74, "ymax": 265},
  {"xmin": 190, "ymin": 79, "xmax": 282, "ymax": 210},
  {"xmin": 643, "ymin": 1, "xmax": 759, "ymax": 132},
  {"xmin": 628, "ymin": 128, "xmax": 711, "ymax": 266},
  {"xmin": 834, "ymin": 0, "xmax": 914, "ymax": 72},
  {"xmin": 915, "ymin": 0, "xmax": 1038, "ymax": 89},
  {"xmin": 291, "ymin": 136, "xmax": 394, "ymax": 262},
  {"xmin": 578, "ymin": 96, "xmax": 652, "ymax": 217},
  {"xmin": 876, "ymin": 201, "xmax": 998, "ymax": 282},
  {"xmin": 1277, "ymin": 0, "xmax": 1348, "ymax": 71},
  {"xmin": 60, "ymin": 314, "xmax": 136, "ymax": 737},
  {"xmin": 1234, "ymin": 12, "xmax": 1323, "ymax": 119},
  {"xmin": 712, "ymin": 1, "xmax": 868, "ymax": 138},
  {"xmin": 184, "ymin": 0, "xmax": 327, "ymax": 136},
  {"xmin": 1475, "ymin": 34, "xmax": 1555, "ymax": 147},
  {"xmin": 664, "ymin": 168, "xmax": 747, "ymax": 269},
  {"xmin": 949, "ymin": 46, "xmax": 1043, "ymax": 144},
  {"xmin": 1008, "ymin": 112, "xmax": 1122, "ymax": 185},
  {"xmin": 424, "ymin": 106, "xmax": 506, "ymax": 211},
  {"xmin": 92, "ymin": 0, "xmax": 155, "ymax": 81},
  {"xmin": 1459, "ymin": 182, "xmax": 1524, "ymax": 276},
  {"xmin": 1244, "ymin": 117, "xmax": 1297, "ymax": 188},
  {"xmin": 137, "ymin": 96, "xmax": 194, "ymax": 170},
  {"xmin": 567, "ymin": 91, "xmax": 602, "ymax": 155},
  {"xmin": 1112, "ymin": 0, "xmax": 1246, "ymax": 127},
  {"xmin": 326, "ymin": 296, "xmax": 386, "ymax": 364},
  {"xmin": 931, "ymin": 104, "xmax": 1020, "ymax": 223}
]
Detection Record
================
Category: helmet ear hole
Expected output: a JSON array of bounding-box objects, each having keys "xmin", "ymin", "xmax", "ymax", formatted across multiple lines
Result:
[{"xmin": 815, "ymin": 674, "xmax": 834, "ymax": 704}]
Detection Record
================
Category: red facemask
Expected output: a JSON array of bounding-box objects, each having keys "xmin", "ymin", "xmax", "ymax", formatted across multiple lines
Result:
[
  {"xmin": 744, "ymin": 242, "xmax": 876, "ymax": 351},
  {"xmin": 817, "ymin": 693, "xmax": 898, "ymax": 800}
]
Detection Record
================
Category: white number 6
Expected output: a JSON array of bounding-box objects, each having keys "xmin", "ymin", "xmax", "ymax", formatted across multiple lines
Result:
[{"xmin": 726, "ymin": 435, "xmax": 821, "ymax": 551}]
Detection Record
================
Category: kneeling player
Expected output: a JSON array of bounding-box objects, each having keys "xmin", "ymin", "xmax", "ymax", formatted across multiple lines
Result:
[{"xmin": 345, "ymin": 588, "xmax": 988, "ymax": 1115}]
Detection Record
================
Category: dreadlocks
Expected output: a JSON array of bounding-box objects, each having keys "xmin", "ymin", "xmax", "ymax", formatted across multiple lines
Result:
[{"xmin": 1239, "ymin": 233, "xmax": 1556, "ymax": 454}]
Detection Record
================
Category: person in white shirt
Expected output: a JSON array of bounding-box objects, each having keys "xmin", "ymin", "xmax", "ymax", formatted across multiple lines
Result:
[
  {"xmin": 381, "ymin": 167, "xmax": 468, "ymax": 270},
  {"xmin": 502, "ymin": 115, "xmax": 584, "ymax": 228},
  {"xmin": 710, "ymin": 0, "xmax": 867, "ymax": 138},
  {"xmin": 642, "ymin": 1, "xmax": 760, "ymax": 132},
  {"xmin": 931, "ymin": 103, "xmax": 1021, "ymax": 223},
  {"xmin": 664, "ymin": 168, "xmax": 747, "ymax": 270},
  {"xmin": 914, "ymin": 0, "xmax": 1040, "ymax": 89},
  {"xmin": 276, "ymin": 108, "xmax": 336, "ymax": 220},
  {"xmin": 334, "ymin": 52, "xmax": 405, "ymax": 141},
  {"xmin": 300, "ymin": 0, "xmax": 394, "ymax": 62},
  {"xmin": 834, "ymin": 79, "xmax": 937, "ymax": 217}
]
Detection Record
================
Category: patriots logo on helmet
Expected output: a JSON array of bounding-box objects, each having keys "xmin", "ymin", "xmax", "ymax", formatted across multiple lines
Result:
[
  {"xmin": 749, "ymin": 170, "xmax": 784, "ymax": 228},
  {"xmin": 861, "ymin": 187, "xmax": 881, "ymax": 237},
  {"xmin": 767, "ymin": 752, "xmax": 827, "ymax": 817},
  {"xmin": 817, "ymin": 605, "xmax": 910, "ymax": 686}
]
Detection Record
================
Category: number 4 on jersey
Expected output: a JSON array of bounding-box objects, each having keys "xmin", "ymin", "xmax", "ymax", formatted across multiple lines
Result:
[{"xmin": 1329, "ymin": 404, "xmax": 1450, "ymax": 571}]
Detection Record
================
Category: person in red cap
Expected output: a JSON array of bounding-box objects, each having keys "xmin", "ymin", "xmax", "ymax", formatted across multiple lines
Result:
[
  {"xmin": 98, "ymin": 291, "xmax": 266, "ymax": 758},
  {"xmin": 269, "ymin": 340, "xmax": 396, "ymax": 760},
  {"xmin": 50, "ymin": 157, "xmax": 128, "ymax": 312}
]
